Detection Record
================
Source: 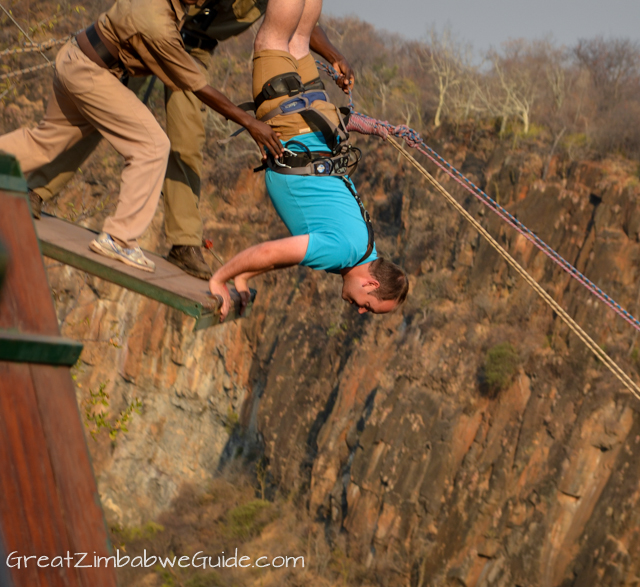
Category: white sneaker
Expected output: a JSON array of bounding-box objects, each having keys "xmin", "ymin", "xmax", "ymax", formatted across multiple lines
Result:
[{"xmin": 89, "ymin": 232, "xmax": 155, "ymax": 273}]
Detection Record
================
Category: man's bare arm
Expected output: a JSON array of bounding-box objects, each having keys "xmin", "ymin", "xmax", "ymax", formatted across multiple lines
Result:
[
  {"xmin": 194, "ymin": 86, "xmax": 283, "ymax": 159},
  {"xmin": 309, "ymin": 25, "xmax": 354, "ymax": 93},
  {"xmin": 209, "ymin": 235, "xmax": 309, "ymax": 321}
]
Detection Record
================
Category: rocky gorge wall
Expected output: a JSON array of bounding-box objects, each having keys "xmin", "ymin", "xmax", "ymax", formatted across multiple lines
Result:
[{"xmin": 44, "ymin": 126, "xmax": 640, "ymax": 587}]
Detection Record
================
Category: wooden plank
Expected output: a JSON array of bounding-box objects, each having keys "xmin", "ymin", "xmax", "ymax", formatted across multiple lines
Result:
[
  {"xmin": 0, "ymin": 194, "xmax": 60, "ymax": 336},
  {"xmin": 36, "ymin": 214, "xmax": 256, "ymax": 329},
  {"xmin": 30, "ymin": 365, "xmax": 115, "ymax": 587},
  {"xmin": 0, "ymin": 363, "xmax": 79, "ymax": 587},
  {"xmin": 0, "ymin": 332, "xmax": 83, "ymax": 366},
  {"xmin": 0, "ymin": 239, "xmax": 7, "ymax": 294}
]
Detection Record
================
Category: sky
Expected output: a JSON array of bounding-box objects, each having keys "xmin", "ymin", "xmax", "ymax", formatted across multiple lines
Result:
[{"xmin": 322, "ymin": 0, "xmax": 640, "ymax": 53}]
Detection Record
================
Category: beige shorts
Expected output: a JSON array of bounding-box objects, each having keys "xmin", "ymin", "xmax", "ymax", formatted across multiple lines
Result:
[{"xmin": 252, "ymin": 49, "xmax": 341, "ymax": 142}]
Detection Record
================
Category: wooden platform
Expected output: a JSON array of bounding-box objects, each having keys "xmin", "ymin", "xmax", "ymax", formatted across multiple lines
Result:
[
  {"xmin": 35, "ymin": 214, "xmax": 255, "ymax": 330},
  {"xmin": 0, "ymin": 188, "xmax": 117, "ymax": 587}
]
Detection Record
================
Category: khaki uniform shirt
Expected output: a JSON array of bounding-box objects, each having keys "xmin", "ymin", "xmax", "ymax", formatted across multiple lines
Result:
[
  {"xmin": 183, "ymin": 0, "xmax": 267, "ymax": 41},
  {"xmin": 98, "ymin": 0, "xmax": 208, "ymax": 92}
]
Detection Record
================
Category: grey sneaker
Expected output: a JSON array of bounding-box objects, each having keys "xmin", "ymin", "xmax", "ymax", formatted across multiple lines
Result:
[{"xmin": 89, "ymin": 232, "xmax": 155, "ymax": 273}]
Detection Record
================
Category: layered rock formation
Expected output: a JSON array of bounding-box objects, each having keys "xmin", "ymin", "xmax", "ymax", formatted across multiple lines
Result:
[{"xmin": 45, "ymin": 127, "xmax": 640, "ymax": 586}]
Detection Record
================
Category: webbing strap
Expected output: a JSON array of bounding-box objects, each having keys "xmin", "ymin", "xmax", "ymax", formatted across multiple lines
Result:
[{"xmin": 341, "ymin": 177, "xmax": 375, "ymax": 266}]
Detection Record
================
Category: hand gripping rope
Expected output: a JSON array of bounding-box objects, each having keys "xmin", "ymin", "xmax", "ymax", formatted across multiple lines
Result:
[{"xmin": 316, "ymin": 61, "xmax": 640, "ymax": 400}]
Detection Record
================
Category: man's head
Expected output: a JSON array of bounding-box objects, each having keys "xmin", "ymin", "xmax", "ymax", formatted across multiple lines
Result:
[{"xmin": 341, "ymin": 258, "xmax": 409, "ymax": 314}]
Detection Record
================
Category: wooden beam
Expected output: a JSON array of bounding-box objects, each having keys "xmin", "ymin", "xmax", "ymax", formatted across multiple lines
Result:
[{"xmin": 35, "ymin": 214, "xmax": 256, "ymax": 329}]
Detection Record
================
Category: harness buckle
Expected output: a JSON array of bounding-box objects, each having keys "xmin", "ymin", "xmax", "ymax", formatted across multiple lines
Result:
[{"xmin": 273, "ymin": 148, "xmax": 297, "ymax": 169}]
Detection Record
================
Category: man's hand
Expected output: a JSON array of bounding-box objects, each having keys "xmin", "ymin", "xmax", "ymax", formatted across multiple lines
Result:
[
  {"xmin": 209, "ymin": 278, "xmax": 232, "ymax": 322},
  {"xmin": 332, "ymin": 57, "xmax": 354, "ymax": 94},
  {"xmin": 246, "ymin": 119, "xmax": 284, "ymax": 160},
  {"xmin": 309, "ymin": 25, "xmax": 355, "ymax": 94},
  {"xmin": 194, "ymin": 86, "xmax": 283, "ymax": 160}
]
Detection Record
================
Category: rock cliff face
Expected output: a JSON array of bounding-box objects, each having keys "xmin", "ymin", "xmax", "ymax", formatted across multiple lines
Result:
[{"xmin": 46, "ymin": 127, "xmax": 640, "ymax": 586}]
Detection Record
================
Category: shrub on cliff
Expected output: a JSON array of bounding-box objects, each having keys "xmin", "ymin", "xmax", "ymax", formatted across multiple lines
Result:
[
  {"xmin": 481, "ymin": 342, "xmax": 520, "ymax": 397},
  {"xmin": 224, "ymin": 499, "xmax": 275, "ymax": 540}
]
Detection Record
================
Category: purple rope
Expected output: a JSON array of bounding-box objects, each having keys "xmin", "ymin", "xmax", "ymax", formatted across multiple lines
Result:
[{"xmin": 316, "ymin": 60, "xmax": 640, "ymax": 333}]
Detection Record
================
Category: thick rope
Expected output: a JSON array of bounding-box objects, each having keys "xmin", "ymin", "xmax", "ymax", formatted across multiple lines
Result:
[
  {"xmin": 317, "ymin": 61, "xmax": 640, "ymax": 335},
  {"xmin": 0, "ymin": 37, "xmax": 68, "ymax": 57},
  {"xmin": 386, "ymin": 137, "xmax": 640, "ymax": 400},
  {"xmin": 0, "ymin": 61, "xmax": 50, "ymax": 80},
  {"xmin": 315, "ymin": 61, "xmax": 640, "ymax": 399}
]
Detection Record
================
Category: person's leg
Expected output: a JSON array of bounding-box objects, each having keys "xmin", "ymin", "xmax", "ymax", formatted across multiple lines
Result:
[
  {"xmin": 27, "ymin": 131, "xmax": 102, "ymax": 201},
  {"xmin": 0, "ymin": 63, "xmax": 92, "ymax": 176},
  {"xmin": 163, "ymin": 54, "xmax": 208, "ymax": 247},
  {"xmin": 53, "ymin": 45, "xmax": 170, "ymax": 250},
  {"xmin": 26, "ymin": 77, "xmax": 148, "ymax": 204},
  {"xmin": 254, "ymin": 0, "xmax": 306, "ymax": 54},
  {"xmin": 288, "ymin": 0, "xmax": 322, "ymax": 60},
  {"xmin": 162, "ymin": 49, "xmax": 213, "ymax": 279}
]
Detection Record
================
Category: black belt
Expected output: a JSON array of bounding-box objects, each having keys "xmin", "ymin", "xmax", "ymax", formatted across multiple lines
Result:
[
  {"xmin": 181, "ymin": 30, "xmax": 218, "ymax": 52},
  {"xmin": 85, "ymin": 23, "xmax": 121, "ymax": 69}
]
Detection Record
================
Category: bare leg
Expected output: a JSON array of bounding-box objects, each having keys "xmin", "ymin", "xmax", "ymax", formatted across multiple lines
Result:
[
  {"xmin": 289, "ymin": 0, "xmax": 322, "ymax": 59},
  {"xmin": 254, "ymin": 0, "xmax": 305, "ymax": 53},
  {"xmin": 254, "ymin": 0, "xmax": 322, "ymax": 59}
]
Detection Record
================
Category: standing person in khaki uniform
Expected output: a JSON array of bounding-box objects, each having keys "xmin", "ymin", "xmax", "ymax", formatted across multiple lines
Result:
[
  {"xmin": 0, "ymin": 0, "xmax": 282, "ymax": 272},
  {"xmin": 25, "ymin": 0, "xmax": 355, "ymax": 279}
]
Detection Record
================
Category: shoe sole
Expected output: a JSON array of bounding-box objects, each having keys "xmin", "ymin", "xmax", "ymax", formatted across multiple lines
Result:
[
  {"xmin": 166, "ymin": 255, "xmax": 212, "ymax": 280},
  {"xmin": 89, "ymin": 239, "xmax": 155, "ymax": 273}
]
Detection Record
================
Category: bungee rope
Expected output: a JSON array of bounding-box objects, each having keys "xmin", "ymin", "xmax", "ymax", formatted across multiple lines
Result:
[
  {"xmin": 0, "ymin": 62, "xmax": 50, "ymax": 81},
  {"xmin": 316, "ymin": 61, "xmax": 640, "ymax": 399},
  {"xmin": 0, "ymin": 37, "xmax": 69, "ymax": 57}
]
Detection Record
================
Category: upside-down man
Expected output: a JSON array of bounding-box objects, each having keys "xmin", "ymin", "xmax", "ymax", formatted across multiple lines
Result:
[{"xmin": 208, "ymin": 0, "xmax": 408, "ymax": 320}]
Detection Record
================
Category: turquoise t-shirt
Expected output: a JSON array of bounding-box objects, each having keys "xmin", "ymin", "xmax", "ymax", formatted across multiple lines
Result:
[{"xmin": 265, "ymin": 132, "xmax": 378, "ymax": 273}]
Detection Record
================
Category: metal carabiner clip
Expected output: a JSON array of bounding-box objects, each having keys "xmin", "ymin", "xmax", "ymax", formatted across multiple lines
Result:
[{"xmin": 273, "ymin": 148, "xmax": 297, "ymax": 169}]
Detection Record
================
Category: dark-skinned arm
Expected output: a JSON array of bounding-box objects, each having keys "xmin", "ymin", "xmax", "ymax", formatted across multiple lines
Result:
[
  {"xmin": 208, "ymin": 235, "xmax": 309, "ymax": 322},
  {"xmin": 194, "ymin": 85, "xmax": 283, "ymax": 159},
  {"xmin": 310, "ymin": 25, "xmax": 354, "ymax": 93}
]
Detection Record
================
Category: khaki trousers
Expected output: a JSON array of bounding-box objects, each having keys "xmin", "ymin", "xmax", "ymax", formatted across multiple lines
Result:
[
  {"xmin": 27, "ymin": 49, "xmax": 210, "ymax": 247},
  {"xmin": 0, "ymin": 41, "xmax": 170, "ymax": 247}
]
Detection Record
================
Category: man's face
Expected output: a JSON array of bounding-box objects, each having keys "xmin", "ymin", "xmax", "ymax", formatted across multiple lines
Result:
[{"xmin": 341, "ymin": 278, "xmax": 398, "ymax": 315}]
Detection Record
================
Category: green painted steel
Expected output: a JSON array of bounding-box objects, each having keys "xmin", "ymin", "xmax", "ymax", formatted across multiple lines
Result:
[
  {"xmin": 0, "ymin": 331, "xmax": 83, "ymax": 366},
  {"xmin": 39, "ymin": 239, "xmax": 256, "ymax": 330},
  {"xmin": 40, "ymin": 240, "xmax": 206, "ymax": 318},
  {"xmin": 0, "ymin": 152, "xmax": 27, "ymax": 194}
]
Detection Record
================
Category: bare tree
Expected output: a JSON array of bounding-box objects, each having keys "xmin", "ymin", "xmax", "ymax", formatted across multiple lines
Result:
[
  {"xmin": 420, "ymin": 27, "xmax": 468, "ymax": 128},
  {"xmin": 574, "ymin": 37, "xmax": 640, "ymax": 105}
]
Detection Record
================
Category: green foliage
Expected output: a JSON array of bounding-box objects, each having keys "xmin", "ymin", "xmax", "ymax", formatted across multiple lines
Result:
[
  {"xmin": 482, "ymin": 342, "xmax": 519, "ymax": 396},
  {"xmin": 224, "ymin": 407, "xmax": 239, "ymax": 435},
  {"xmin": 82, "ymin": 381, "xmax": 142, "ymax": 440},
  {"xmin": 112, "ymin": 521, "xmax": 165, "ymax": 544},
  {"xmin": 224, "ymin": 499, "xmax": 273, "ymax": 540},
  {"xmin": 327, "ymin": 322, "xmax": 348, "ymax": 337}
]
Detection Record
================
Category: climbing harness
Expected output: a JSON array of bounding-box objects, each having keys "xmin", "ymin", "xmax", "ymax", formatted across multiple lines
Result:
[
  {"xmin": 315, "ymin": 61, "xmax": 640, "ymax": 400},
  {"xmin": 226, "ymin": 69, "xmax": 374, "ymax": 264}
]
